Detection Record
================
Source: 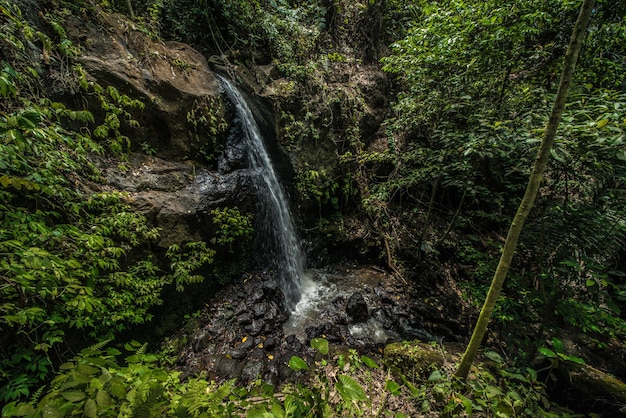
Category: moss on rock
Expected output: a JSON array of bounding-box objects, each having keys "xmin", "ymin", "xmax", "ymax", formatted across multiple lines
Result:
[{"xmin": 384, "ymin": 341, "xmax": 445, "ymax": 381}]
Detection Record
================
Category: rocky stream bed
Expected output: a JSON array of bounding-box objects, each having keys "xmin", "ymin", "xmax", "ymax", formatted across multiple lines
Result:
[{"xmin": 169, "ymin": 265, "xmax": 471, "ymax": 386}]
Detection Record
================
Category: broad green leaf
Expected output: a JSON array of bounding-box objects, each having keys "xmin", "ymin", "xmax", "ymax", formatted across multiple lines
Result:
[
  {"xmin": 551, "ymin": 338, "xmax": 564, "ymax": 353},
  {"xmin": 310, "ymin": 338, "xmax": 329, "ymax": 355},
  {"xmin": 596, "ymin": 118, "xmax": 609, "ymax": 128},
  {"xmin": 59, "ymin": 362, "xmax": 74, "ymax": 370},
  {"xmin": 385, "ymin": 380, "xmax": 401, "ymax": 396},
  {"xmin": 96, "ymin": 388, "xmax": 112, "ymax": 406},
  {"xmin": 538, "ymin": 347, "xmax": 556, "ymax": 358},
  {"xmin": 61, "ymin": 390, "xmax": 86, "ymax": 402},
  {"xmin": 484, "ymin": 351, "xmax": 503, "ymax": 364},
  {"xmin": 245, "ymin": 407, "xmax": 273, "ymax": 418},
  {"xmin": 335, "ymin": 374, "xmax": 367, "ymax": 402},
  {"xmin": 109, "ymin": 377, "xmax": 127, "ymax": 399},
  {"xmin": 287, "ymin": 356, "xmax": 309, "ymax": 371},
  {"xmin": 361, "ymin": 355, "xmax": 379, "ymax": 369},
  {"xmin": 84, "ymin": 398, "xmax": 97, "ymax": 418},
  {"xmin": 428, "ymin": 370, "xmax": 442, "ymax": 381},
  {"xmin": 558, "ymin": 353, "xmax": 586, "ymax": 365}
]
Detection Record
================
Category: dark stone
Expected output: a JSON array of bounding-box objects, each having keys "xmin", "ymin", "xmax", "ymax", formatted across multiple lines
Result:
[
  {"xmin": 264, "ymin": 360, "xmax": 280, "ymax": 386},
  {"xmin": 240, "ymin": 338, "xmax": 254, "ymax": 351},
  {"xmin": 218, "ymin": 127, "xmax": 248, "ymax": 173},
  {"xmin": 214, "ymin": 356, "xmax": 243, "ymax": 379},
  {"xmin": 253, "ymin": 303, "xmax": 267, "ymax": 318},
  {"xmin": 251, "ymin": 288, "xmax": 265, "ymax": 302},
  {"xmin": 371, "ymin": 308, "xmax": 394, "ymax": 329},
  {"xmin": 346, "ymin": 292, "xmax": 369, "ymax": 323},
  {"xmin": 241, "ymin": 359, "xmax": 265, "ymax": 382},
  {"xmin": 237, "ymin": 313, "xmax": 252, "ymax": 325},
  {"xmin": 245, "ymin": 319, "xmax": 265, "ymax": 336},
  {"xmin": 229, "ymin": 349, "xmax": 246, "ymax": 360},
  {"xmin": 397, "ymin": 317, "xmax": 435, "ymax": 342},
  {"xmin": 264, "ymin": 337, "xmax": 276, "ymax": 351},
  {"xmin": 193, "ymin": 330, "xmax": 212, "ymax": 352}
]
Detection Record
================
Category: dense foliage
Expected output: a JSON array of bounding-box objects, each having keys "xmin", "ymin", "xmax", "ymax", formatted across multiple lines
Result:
[
  {"xmin": 0, "ymin": 0, "xmax": 247, "ymax": 404},
  {"xmin": 375, "ymin": 0, "xmax": 626, "ymax": 346},
  {"xmin": 2, "ymin": 0, "xmax": 626, "ymax": 416}
]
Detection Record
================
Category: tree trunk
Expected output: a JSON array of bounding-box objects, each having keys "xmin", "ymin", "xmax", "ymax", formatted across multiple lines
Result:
[
  {"xmin": 453, "ymin": 0, "xmax": 597, "ymax": 381},
  {"xmin": 126, "ymin": 0, "xmax": 135, "ymax": 19}
]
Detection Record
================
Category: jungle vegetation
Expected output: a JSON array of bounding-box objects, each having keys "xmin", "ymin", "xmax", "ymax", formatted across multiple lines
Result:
[{"xmin": 1, "ymin": 0, "xmax": 625, "ymax": 416}]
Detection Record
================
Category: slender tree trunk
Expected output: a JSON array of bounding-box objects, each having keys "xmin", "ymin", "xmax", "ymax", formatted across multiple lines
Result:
[
  {"xmin": 126, "ymin": 0, "xmax": 135, "ymax": 19},
  {"xmin": 454, "ymin": 0, "xmax": 596, "ymax": 381}
]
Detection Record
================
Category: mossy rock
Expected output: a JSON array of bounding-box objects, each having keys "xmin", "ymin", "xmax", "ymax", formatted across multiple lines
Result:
[
  {"xmin": 566, "ymin": 363, "xmax": 626, "ymax": 403},
  {"xmin": 384, "ymin": 341, "xmax": 444, "ymax": 381}
]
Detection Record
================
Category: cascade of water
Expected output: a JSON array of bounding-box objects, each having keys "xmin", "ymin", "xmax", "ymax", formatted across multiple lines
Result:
[{"xmin": 217, "ymin": 75, "xmax": 304, "ymax": 310}]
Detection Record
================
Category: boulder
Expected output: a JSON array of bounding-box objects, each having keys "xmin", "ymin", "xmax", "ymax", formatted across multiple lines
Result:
[
  {"xmin": 346, "ymin": 292, "xmax": 369, "ymax": 323},
  {"xmin": 64, "ymin": 12, "xmax": 229, "ymax": 162},
  {"xmin": 384, "ymin": 341, "xmax": 445, "ymax": 381}
]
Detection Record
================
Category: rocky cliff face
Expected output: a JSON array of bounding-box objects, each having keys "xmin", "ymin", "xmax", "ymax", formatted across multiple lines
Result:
[
  {"xmin": 52, "ymin": 10, "xmax": 273, "ymax": 256},
  {"xmin": 65, "ymin": 12, "xmax": 225, "ymax": 161}
]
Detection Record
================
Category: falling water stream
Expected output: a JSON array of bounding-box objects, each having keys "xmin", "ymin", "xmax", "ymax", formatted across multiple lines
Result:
[
  {"xmin": 218, "ymin": 76, "xmax": 396, "ymax": 344},
  {"xmin": 218, "ymin": 75, "xmax": 304, "ymax": 310}
]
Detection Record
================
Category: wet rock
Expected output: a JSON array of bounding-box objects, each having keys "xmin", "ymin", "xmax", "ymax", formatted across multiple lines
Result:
[
  {"xmin": 264, "ymin": 361, "xmax": 280, "ymax": 386},
  {"xmin": 264, "ymin": 337, "xmax": 276, "ymax": 351},
  {"xmin": 219, "ymin": 126, "xmax": 248, "ymax": 173},
  {"xmin": 240, "ymin": 338, "xmax": 254, "ymax": 351},
  {"xmin": 214, "ymin": 356, "xmax": 243, "ymax": 380},
  {"xmin": 245, "ymin": 319, "xmax": 265, "ymax": 336},
  {"xmin": 193, "ymin": 330, "xmax": 212, "ymax": 352},
  {"xmin": 241, "ymin": 358, "xmax": 265, "ymax": 382},
  {"xmin": 306, "ymin": 323, "xmax": 346, "ymax": 343},
  {"xmin": 397, "ymin": 317, "xmax": 435, "ymax": 342},
  {"xmin": 371, "ymin": 308, "xmax": 394, "ymax": 330},
  {"xmin": 263, "ymin": 278, "xmax": 278, "ymax": 292},
  {"xmin": 237, "ymin": 313, "xmax": 252, "ymax": 325},
  {"xmin": 253, "ymin": 303, "xmax": 267, "ymax": 318},
  {"xmin": 251, "ymin": 288, "xmax": 265, "ymax": 302},
  {"xmin": 346, "ymin": 292, "xmax": 369, "ymax": 323},
  {"xmin": 229, "ymin": 349, "xmax": 247, "ymax": 360}
]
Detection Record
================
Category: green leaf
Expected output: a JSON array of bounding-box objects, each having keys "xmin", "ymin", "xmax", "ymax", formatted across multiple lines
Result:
[
  {"xmin": 96, "ymin": 388, "xmax": 112, "ymax": 406},
  {"xmin": 551, "ymin": 338, "xmax": 564, "ymax": 353},
  {"xmin": 538, "ymin": 347, "xmax": 556, "ymax": 358},
  {"xmin": 484, "ymin": 351, "xmax": 503, "ymax": 364},
  {"xmin": 335, "ymin": 375, "xmax": 367, "ymax": 402},
  {"xmin": 287, "ymin": 356, "xmax": 309, "ymax": 371},
  {"xmin": 310, "ymin": 338, "xmax": 329, "ymax": 355},
  {"xmin": 385, "ymin": 380, "xmax": 401, "ymax": 396},
  {"xmin": 84, "ymin": 398, "xmax": 97, "ymax": 418},
  {"xmin": 428, "ymin": 370, "xmax": 442, "ymax": 381},
  {"xmin": 361, "ymin": 355, "xmax": 379, "ymax": 369},
  {"xmin": 109, "ymin": 377, "xmax": 127, "ymax": 399},
  {"xmin": 558, "ymin": 353, "xmax": 586, "ymax": 365},
  {"xmin": 596, "ymin": 118, "xmax": 609, "ymax": 128},
  {"xmin": 61, "ymin": 390, "xmax": 86, "ymax": 402}
]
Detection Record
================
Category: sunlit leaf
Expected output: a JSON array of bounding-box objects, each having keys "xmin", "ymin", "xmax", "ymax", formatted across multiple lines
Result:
[
  {"xmin": 310, "ymin": 338, "xmax": 329, "ymax": 355},
  {"xmin": 287, "ymin": 356, "xmax": 309, "ymax": 371},
  {"xmin": 335, "ymin": 375, "xmax": 367, "ymax": 402}
]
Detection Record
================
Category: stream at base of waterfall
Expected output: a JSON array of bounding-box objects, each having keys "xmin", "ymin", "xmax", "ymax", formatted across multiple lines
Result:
[{"xmin": 173, "ymin": 265, "xmax": 454, "ymax": 385}]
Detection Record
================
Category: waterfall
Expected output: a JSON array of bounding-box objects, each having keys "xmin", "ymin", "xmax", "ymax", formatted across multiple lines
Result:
[{"xmin": 217, "ymin": 75, "xmax": 304, "ymax": 310}]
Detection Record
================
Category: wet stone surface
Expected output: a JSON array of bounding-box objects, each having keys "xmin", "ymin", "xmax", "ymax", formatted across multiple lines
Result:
[{"xmin": 173, "ymin": 266, "xmax": 470, "ymax": 386}]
